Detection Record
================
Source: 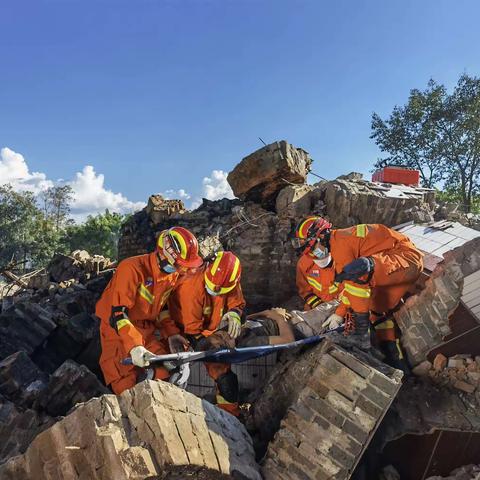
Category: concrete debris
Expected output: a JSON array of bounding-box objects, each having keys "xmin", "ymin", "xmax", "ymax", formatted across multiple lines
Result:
[
  {"xmin": 146, "ymin": 194, "xmax": 186, "ymax": 223},
  {"xmin": 252, "ymin": 340, "xmax": 403, "ymax": 479},
  {"xmin": 426, "ymin": 464, "xmax": 480, "ymax": 479},
  {"xmin": 0, "ymin": 380, "xmax": 262, "ymax": 480},
  {"xmin": 227, "ymin": 140, "xmax": 312, "ymax": 209},
  {"xmin": 395, "ymin": 236, "xmax": 480, "ymax": 366}
]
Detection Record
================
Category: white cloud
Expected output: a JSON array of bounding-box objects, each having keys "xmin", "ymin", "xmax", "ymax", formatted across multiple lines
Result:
[
  {"xmin": 69, "ymin": 165, "xmax": 145, "ymax": 221},
  {"xmin": 0, "ymin": 147, "xmax": 53, "ymax": 193},
  {"xmin": 161, "ymin": 188, "xmax": 191, "ymax": 201},
  {"xmin": 202, "ymin": 170, "xmax": 234, "ymax": 201},
  {"xmin": 1, "ymin": 147, "xmax": 145, "ymax": 222}
]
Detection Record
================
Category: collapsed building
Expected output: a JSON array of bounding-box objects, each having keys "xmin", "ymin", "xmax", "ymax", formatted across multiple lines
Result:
[{"xmin": 0, "ymin": 140, "xmax": 479, "ymax": 479}]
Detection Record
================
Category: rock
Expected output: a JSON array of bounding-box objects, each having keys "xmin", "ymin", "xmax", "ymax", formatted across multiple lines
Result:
[
  {"xmin": 467, "ymin": 372, "xmax": 480, "ymax": 384},
  {"xmin": 412, "ymin": 360, "xmax": 433, "ymax": 377},
  {"xmin": 275, "ymin": 184, "xmax": 318, "ymax": 216},
  {"xmin": 453, "ymin": 380, "xmax": 476, "ymax": 394},
  {"xmin": 146, "ymin": 194, "xmax": 186, "ymax": 224},
  {"xmin": 337, "ymin": 172, "xmax": 364, "ymax": 181},
  {"xmin": 227, "ymin": 140, "xmax": 312, "ymax": 209},
  {"xmin": 0, "ymin": 303, "xmax": 57, "ymax": 360},
  {"xmin": 433, "ymin": 353, "xmax": 448, "ymax": 371},
  {"xmin": 0, "ymin": 352, "xmax": 48, "ymax": 408},
  {"xmin": 0, "ymin": 381, "xmax": 261, "ymax": 480},
  {"xmin": 448, "ymin": 358, "xmax": 465, "ymax": 369},
  {"xmin": 36, "ymin": 360, "xmax": 109, "ymax": 417}
]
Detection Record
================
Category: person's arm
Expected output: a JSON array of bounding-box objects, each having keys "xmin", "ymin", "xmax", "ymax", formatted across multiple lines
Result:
[{"xmin": 247, "ymin": 309, "xmax": 295, "ymax": 345}]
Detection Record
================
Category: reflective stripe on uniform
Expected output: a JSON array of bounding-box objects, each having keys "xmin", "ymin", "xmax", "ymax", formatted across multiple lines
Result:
[
  {"xmin": 329, "ymin": 283, "xmax": 339, "ymax": 294},
  {"xmin": 138, "ymin": 283, "xmax": 154, "ymax": 304},
  {"xmin": 216, "ymin": 394, "xmax": 235, "ymax": 405},
  {"xmin": 344, "ymin": 282, "xmax": 371, "ymax": 298},
  {"xmin": 116, "ymin": 319, "xmax": 133, "ymax": 331},
  {"xmin": 306, "ymin": 295, "xmax": 320, "ymax": 305},
  {"xmin": 229, "ymin": 256, "xmax": 240, "ymax": 282},
  {"xmin": 340, "ymin": 293, "xmax": 351, "ymax": 305},
  {"xmin": 203, "ymin": 306, "xmax": 212, "ymax": 315},
  {"xmin": 307, "ymin": 277, "xmax": 323, "ymax": 291},
  {"xmin": 159, "ymin": 310, "xmax": 170, "ymax": 321},
  {"xmin": 356, "ymin": 224, "xmax": 367, "ymax": 238},
  {"xmin": 374, "ymin": 319, "xmax": 395, "ymax": 330}
]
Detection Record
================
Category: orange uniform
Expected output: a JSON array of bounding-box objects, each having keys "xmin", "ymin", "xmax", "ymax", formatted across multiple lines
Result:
[
  {"xmin": 96, "ymin": 252, "xmax": 178, "ymax": 394},
  {"xmin": 330, "ymin": 224, "xmax": 423, "ymax": 340},
  {"xmin": 168, "ymin": 268, "xmax": 245, "ymax": 416},
  {"xmin": 296, "ymin": 254, "xmax": 339, "ymax": 309}
]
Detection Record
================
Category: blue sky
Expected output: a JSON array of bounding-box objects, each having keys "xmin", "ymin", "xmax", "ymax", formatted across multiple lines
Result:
[{"xmin": 1, "ymin": 0, "xmax": 480, "ymax": 217}]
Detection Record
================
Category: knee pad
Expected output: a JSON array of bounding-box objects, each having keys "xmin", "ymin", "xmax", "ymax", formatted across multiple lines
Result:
[{"xmin": 216, "ymin": 370, "xmax": 239, "ymax": 403}]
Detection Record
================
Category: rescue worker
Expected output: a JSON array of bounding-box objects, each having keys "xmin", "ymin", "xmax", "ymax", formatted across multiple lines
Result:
[
  {"xmin": 297, "ymin": 218, "xmax": 423, "ymax": 370},
  {"xmin": 294, "ymin": 217, "xmax": 340, "ymax": 310},
  {"xmin": 166, "ymin": 251, "xmax": 245, "ymax": 416},
  {"xmin": 96, "ymin": 226, "xmax": 203, "ymax": 395}
]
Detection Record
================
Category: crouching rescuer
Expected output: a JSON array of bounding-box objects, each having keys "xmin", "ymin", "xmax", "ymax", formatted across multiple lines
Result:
[
  {"xmin": 297, "ymin": 217, "xmax": 423, "ymax": 371},
  {"xmin": 96, "ymin": 227, "xmax": 203, "ymax": 394},
  {"xmin": 167, "ymin": 251, "xmax": 245, "ymax": 417}
]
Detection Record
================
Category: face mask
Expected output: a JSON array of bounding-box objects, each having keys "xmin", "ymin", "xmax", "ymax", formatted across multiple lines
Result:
[
  {"xmin": 206, "ymin": 286, "xmax": 220, "ymax": 296},
  {"xmin": 313, "ymin": 254, "xmax": 332, "ymax": 268},
  {"xmin": 162, "ymin": 263, "xmax": 176, "ymax": 274},
  {"xmin": 312, "ymin": 246, "xmax": 329, "ymax": 259}
]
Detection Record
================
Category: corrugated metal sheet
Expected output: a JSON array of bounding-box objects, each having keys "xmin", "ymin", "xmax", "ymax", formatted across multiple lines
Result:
[{"xmin": 398, "ymin": 221, "xmax": 480, "ymax": 322}]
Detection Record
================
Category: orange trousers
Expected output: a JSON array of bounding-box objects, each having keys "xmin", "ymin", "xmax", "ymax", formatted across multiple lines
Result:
[
  {"xmin": 369, "ymin": 249, "xmax": 422, "ymax": 342},
  {"xmin": 100, "ymin": 322, "xmax": 170, "ymax": 395}
]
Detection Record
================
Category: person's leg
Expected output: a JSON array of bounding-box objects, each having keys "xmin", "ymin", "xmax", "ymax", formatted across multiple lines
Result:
[{"xmin": 204, "ymin": 362, "xmax": 240, "ymax": 417}]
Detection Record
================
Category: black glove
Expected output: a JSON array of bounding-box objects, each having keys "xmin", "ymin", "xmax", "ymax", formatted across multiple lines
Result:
[{"xmin": 336, "ymin": 257, "xmax": 374, "ymax": 283}]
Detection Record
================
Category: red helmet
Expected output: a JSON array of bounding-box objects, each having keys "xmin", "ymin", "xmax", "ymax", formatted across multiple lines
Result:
[
  {"xmin": 292, "ymin": 216, "xmax": 332, "ymax": 252},
  {"xmin": 204, "ymin": 251, "xmax": 241, "ymax": 295},
  {"xmin": 157, "ymin": 227, "xmax": 203, "ymax": 269}
]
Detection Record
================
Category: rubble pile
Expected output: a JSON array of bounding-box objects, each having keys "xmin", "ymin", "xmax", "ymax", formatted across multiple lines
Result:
[
  {"xmin": 0, "ymin": 250, "xmax": 113, "ymax": 462},
  {"xmin": 414, "ymin": 353, "xmax": 480, "ymax": 396},
  {"xmin": 118, "ymin": 140, "xmax": 436, "ymax": 310},
  {"xmin": 0, "ymin": 380, "xmax": 262, "ymax": 480},
  {"xmin": 426, "ymin": 464, "xmax": 480, "ymax": 480}
]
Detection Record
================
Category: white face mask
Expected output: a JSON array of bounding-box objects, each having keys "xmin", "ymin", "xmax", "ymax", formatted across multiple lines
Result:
[
  {"xmin": 312, "ymin": 244, "xmax": 329, "ymax": 259},
  {"xmin": 205, "ymin": 286, "xmax": 220, "ymax": 296},
  {"xmin": 313, "ymin": 254, "xmax": 332, "ymax": 268}
]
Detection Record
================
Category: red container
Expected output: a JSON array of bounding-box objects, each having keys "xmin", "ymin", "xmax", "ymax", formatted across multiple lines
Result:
[{"xmin": 372, "ymin": 167, "xmax": 420, "ymax": 186}]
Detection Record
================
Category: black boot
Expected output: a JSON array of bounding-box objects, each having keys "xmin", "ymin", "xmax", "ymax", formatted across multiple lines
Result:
[
  {"xmin": 327, "ymin": 312, "xmax": 371, "ymax": 350},
  {"xmin": 380, "ymin": 340, "xmax": 411, "ymax": 375}
]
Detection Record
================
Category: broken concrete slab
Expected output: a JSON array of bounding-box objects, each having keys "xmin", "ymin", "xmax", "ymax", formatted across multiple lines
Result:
[
  {"xmin": 253, "ymin": 340, "xmax": 403, "ymax": 480},
  {"xmin": 227, "ymin": 140, "xmax": 312, "ymax": 209},
  {"xmin": 0, "ymin": 380, "xmax": 261, "ymax": 480},
  {"xmin": 395, "ymin": 237, "xmax": 480, "ymax": 366}
]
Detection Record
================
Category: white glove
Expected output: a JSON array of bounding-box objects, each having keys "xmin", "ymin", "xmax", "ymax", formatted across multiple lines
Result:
[
  {"xmin": 322, "ymin": 313, "xmax": 344, "ymax": 330},
  {"xmin": 220, "ymin": 311, "xmax": 242, "ymax": 339},
  {"xmin": 168, "ymin": 334, "xmax": 190, "ymax": 353},
  {"xmin": 130, "ymin": 346, "xmax": 156, "ymax": 367}
]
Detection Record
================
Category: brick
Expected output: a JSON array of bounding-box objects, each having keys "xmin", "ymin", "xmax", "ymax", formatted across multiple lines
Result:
[
  {"xmin": 329, "ymin": 348, "xmax": 372, "ymax": 379},
  {"xmin": 329, "ymin": 444, "xmax": 356, "ymax": 469},
  {"xmin": 360, "ymin": 384, "xmax": 391, "ymax": 409},
  {"xmin": 433, "ymin": 353, "xmax": 447, "ymax": 371},
  {"xmin": 303, "ymin": 396, "xmax": 346, "ymax": 429},
  {"xmin": 342, "ymin": 419, "xmax": 369, "ymax": 443},
  {"xmin": 369, "ymin": 372, "xmax": 401, "ymax": 396},
  {"xmin": 453, "ymin": 380, "xmax": 476, "ymax": 394},
  {"xmin": 288, "ymin": 462, "xmax": 313, "ymax": 480},
  {"xmin": 355, "ymin": 395, "xmax": 383, "ymax": 418}
]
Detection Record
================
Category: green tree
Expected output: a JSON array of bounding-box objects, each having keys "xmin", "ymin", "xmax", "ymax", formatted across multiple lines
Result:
[
  {"xmin": 65, "ymin": 210, "xmax": 128, "ymax": 259},
  {"xmin": 40, "ymin": 185, "xmax": 74, "ymax": 231},
  {"xmin": 371, "ymin": 74, "xmax": 480, "ymax": 212}
]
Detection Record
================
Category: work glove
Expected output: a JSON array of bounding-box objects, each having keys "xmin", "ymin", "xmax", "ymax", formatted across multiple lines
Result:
[
  {"xmin": 336, "ymin": 257, "xmax": 374, "ymax": 282},
  {"xmin": 130, "ymin": 346, "xmax": 156, "ymax": 368},
  {"xmin": 220, "ymin": 311, "xmax": 242, "ymax": 339},
  {"xmin": 322, "ymin": 313, "xmax": 344, "ymax": 330},
  {"xmin": 168, "ymin": 334, "xmax": 190, "ymax": 353},
  {"xmin": 169, "ymin": 363, "xmax": 191, "ymax": 390}
]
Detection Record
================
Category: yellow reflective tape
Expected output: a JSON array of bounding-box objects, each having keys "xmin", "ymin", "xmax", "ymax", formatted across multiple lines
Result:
[
  {"xmin": 116, "ymin": 319, "xmax": 133, "ymax": 331},
  {"xmin": 216, "ymin": 394, "xmax": 234, "ymax": 405},
  {"xmin": 210, "ymin": 251, "xmax": 224, "ymax": 276},
  {"xmin": 329, "ymin": 283, "xmax": 339, "ymax": 294},
  {"xmin": 396, "ymin": 340, "xmax": 404, "ymax": 360},
  {"xmin": 138, "ymin": 283, "xmax": 154, "ymax": 304},
  {"xmin": 159, "ymin": 310, "xmax": 170, "ymax": 320},
  {"xmin": 340, "ymin": 293, "xmax": 351, "ymax": 305},
  {"xmin": 204, "ymin": 276, "xmax": 236, "ymax": 295},
  {"xmin": 356, "ymin": 224, "xmax": 367, "ymax": 238},
  {"xmin": 307, "ymin": 277, "xmax": 323, "ymax": 291},
  {"xmin": 203, "ymin": 306, "xmax": 212, "ymax": 315},
  {"xmin": 344, "ymin": 283, "xmax": 371, "ymax": 298},
  {"xmin": 170, "ymin": 230, "xmax": 188, "ymax": 260},
  {"xmin": 374, "ymin": 320, "xmax": 395, "ymax": 330},
  {"xmin": 229, "ymin": 257, "xmax": 240, "ymax": 282}
]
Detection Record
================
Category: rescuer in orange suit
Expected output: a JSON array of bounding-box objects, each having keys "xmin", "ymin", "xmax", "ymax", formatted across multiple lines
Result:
[
  {"xmin": 166, "ymin": 251, "xmax": 245, "ymax": 416},
  {"xmin": 96, "ymin": 226, "xmax": 203, "ymax": 395},
  {"xmin": 295, "ymin": 217, "xmax": 341, "ymax": 311},
  {"xmin": 294, "ymin": 217, "xmax": 423, "ymax": 371}
]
